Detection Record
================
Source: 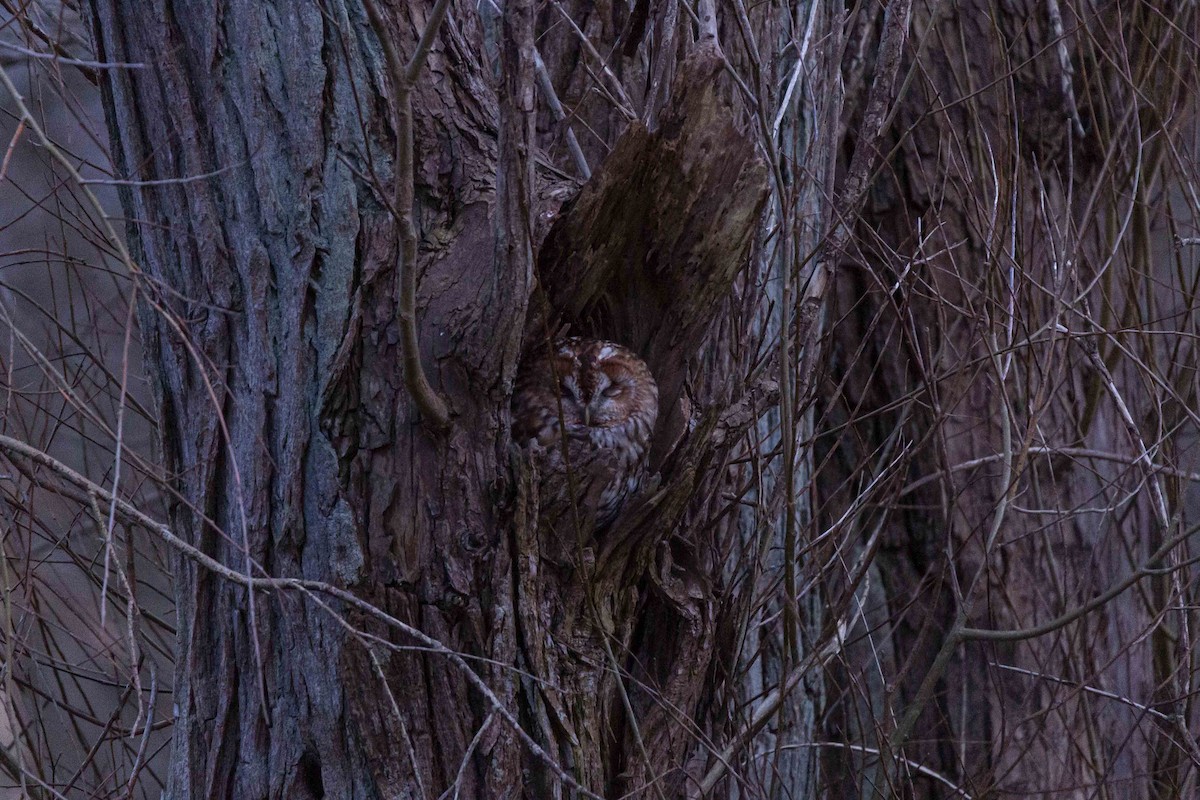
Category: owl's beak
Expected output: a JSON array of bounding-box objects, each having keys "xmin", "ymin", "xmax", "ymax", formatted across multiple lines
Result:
[{"xmin": 583, "ymin": 406, "xmax": 591, "ymax": 426}]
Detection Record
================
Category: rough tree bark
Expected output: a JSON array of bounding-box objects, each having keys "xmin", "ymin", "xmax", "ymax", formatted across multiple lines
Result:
[
  {"xmin": 77, "ymin": 0, "xmax": 1197, "ymax": 796},
  {"xmin": 85, "ymin": 1, "xmax": 773, "ymax": 796},
  {"xmin": 87, "ymin": 1, "xmax": 517, "ymax": 795}
]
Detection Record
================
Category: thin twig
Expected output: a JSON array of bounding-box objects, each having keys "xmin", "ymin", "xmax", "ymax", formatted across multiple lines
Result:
[
  {"xmin": 898, "ymin": 445, "xmax": 1200, "ymax": 497},
  {"xmin": 0, "ymin": 432, "xmax": 601, "ymax": 800},
  {"xmin": 1044, "ymin": 0, "xmax": 1085, "ymax": 137},
  {"xmin": 532, "ymin": 46, "xmax": 591, "ymax": 180},
  {"xmin": 955, "ymin": 521, "xmax": 1200, "ymax": 643},
  {"xmin": 0, "ymin": 40, "xmax": 145, "ymax": 70},
  {"xmin": 80, "ymin": 158, "xmax": 252, "ymax": 186},
  {"xmin": 697, "ymin": 614, "xmax": 851, "ymax": 793},
  {"xmin": 0, "ymin": 57, "xmax": 273, "ymax": 726},
  {"xmin": 447, "ymin": 713, "xmax": 495, "ymax": 800},
  {"xmin": 102, "ymin": 287, "xmax": 137, "ymax": 629},
  {"xmin": 0, "ymin": 118, "xmax": 23, "ymax": 181},
  {"xmin": 548, "ymin": 0, "xmax": 637, "ymax": 119},
  {"xmin": 753, "ymin": 742, "xmax": 974, "ymax": 798},
  {"xmin": 994, "ymin": 663, "xmax": 1175, "ymax": 723},
  {"xmin": 825, "ymin": 0, "xmax": 913, "ymax": 265},
  {"xmin": 366, "ymin": 647, "xmax": 430, "ymax": 800},
  {"xmin": 123, "ymin": 663, "xmax": 158, "ymax": 799}
]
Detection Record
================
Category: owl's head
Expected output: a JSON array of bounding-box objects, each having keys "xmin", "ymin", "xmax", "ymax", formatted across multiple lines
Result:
[
  {"xmin": 512, "ymin": 337, "xmax": 658, "ymax": 449},
  {"xmin": 557, "ymin": 341, "xmax": 647, "ymax": 428}
]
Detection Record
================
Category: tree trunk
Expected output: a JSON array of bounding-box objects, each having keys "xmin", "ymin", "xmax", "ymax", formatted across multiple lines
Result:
[
  {"xmin": 78, "ymin": 0, "xmax": 1200, "ymax": 796},
  {"xmin": 85, "ymin": 1, "xmax": 773, "ymax": 796},
  {"xmin": 87, "ymin": 0, "xmax": 523, "ymax": 795}
]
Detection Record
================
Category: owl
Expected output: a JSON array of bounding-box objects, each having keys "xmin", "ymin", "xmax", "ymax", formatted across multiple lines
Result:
[{"xmin": 512, "ymin": 337, "xmax": 659, "ymax": 528}]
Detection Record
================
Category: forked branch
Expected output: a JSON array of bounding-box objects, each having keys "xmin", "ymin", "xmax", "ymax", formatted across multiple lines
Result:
[{"xmin": 363, "ymin": 0, "xmax": 452, "ymax": 429}]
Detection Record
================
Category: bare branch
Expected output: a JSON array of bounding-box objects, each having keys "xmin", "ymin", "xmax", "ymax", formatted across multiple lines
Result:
[
  {"xmin": 363, "ymin": 0, "xmax": 452, "ymax": 430},
  {"xmin": 0, "ymin": 432, "xmax": 600, "ymax": 800},
  {"xmin": 533, "ymin": 46, "xmax": 591, "ymax": 180},
  {"xmin": 0, "ymin": 40, "xmax": 145, "ymax": 70}
]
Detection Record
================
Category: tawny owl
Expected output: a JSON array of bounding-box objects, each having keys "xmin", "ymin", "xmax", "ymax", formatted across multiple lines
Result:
[{"xmin": 512, "ymin": 337, "xmax": 659, "ymax": 528}]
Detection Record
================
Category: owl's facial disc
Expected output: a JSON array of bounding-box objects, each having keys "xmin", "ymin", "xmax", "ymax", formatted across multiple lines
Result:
[
  {"xmin": 583, "ymin": 372, "xmax": 627, "ymax": 427},
  {"xmin": 579, "ymin": 373, "xmax": 605, "ymax": 426}
]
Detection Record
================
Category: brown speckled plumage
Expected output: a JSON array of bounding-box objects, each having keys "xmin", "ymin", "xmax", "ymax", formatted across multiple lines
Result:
[{"xmin": 512, "ymin": 337, "xmax": 658, "ymax": 527}]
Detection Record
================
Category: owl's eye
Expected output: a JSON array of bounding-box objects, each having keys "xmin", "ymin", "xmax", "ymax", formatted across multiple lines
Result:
[{"xmin": 602, "ymin": 384, "xmax": 623, "ymax": 398}]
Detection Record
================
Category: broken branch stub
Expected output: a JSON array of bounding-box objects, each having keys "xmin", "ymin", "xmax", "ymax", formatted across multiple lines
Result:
[{"xmin": 536, "ymin": 43, "xmax": 769, "ymax": 461}]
